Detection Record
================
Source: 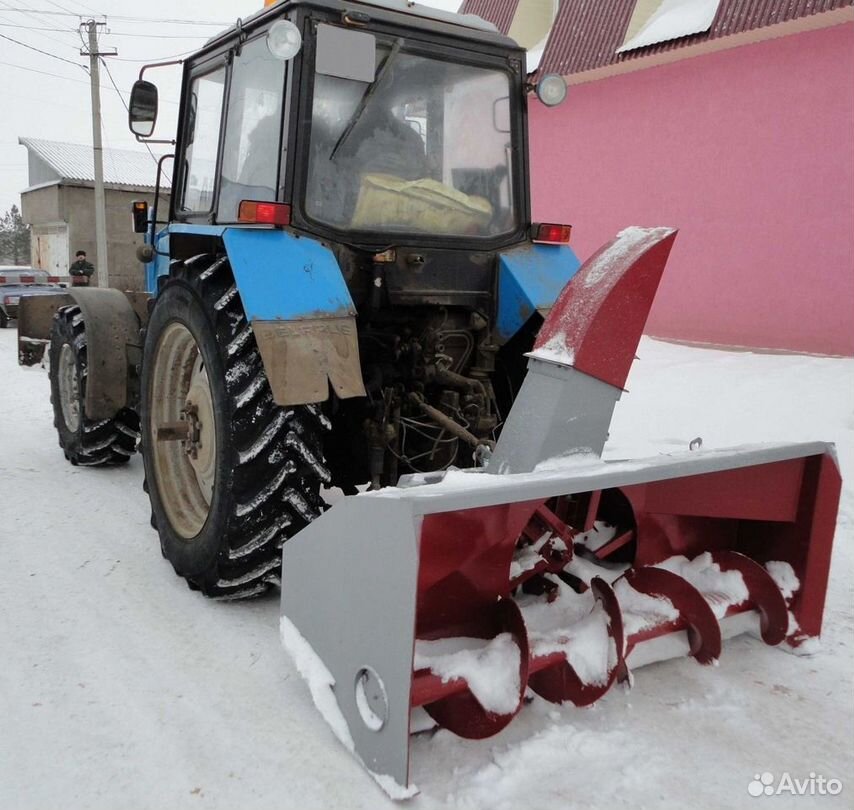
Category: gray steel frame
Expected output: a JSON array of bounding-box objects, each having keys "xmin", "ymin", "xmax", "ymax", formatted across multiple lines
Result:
[{"xmin": 280, "ymin": 440, "xmax": 837, "ymax": 790}]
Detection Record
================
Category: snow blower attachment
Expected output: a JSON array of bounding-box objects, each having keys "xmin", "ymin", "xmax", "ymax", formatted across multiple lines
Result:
[{"xmin": 279, "ymin": 228, "xmax": 841, "ymax": 796}]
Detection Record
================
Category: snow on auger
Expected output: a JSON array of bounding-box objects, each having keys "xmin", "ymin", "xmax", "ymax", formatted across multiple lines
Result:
[{"xmin": 14, "ymin": 0, "xmax": 841, "ymax": 798}]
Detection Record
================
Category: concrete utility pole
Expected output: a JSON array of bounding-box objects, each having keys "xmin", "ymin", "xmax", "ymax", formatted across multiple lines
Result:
[{"xmin": 80, "ymin": 19, "xmax": 116, "ymax": 288}]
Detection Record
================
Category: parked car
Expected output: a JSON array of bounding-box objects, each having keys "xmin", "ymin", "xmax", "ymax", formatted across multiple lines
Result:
[{"xmin": 0, "ymin": 266, "xmax": 66, "ymax": 328}]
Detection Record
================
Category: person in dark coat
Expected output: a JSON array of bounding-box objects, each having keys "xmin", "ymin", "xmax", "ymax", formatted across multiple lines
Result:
[{"xmin": 69, "ymin": 250, "xmax": 94, "ymax": 286}]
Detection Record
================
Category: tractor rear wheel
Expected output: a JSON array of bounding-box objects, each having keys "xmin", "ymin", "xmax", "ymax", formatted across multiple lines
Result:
[
  {"xmin": 48, "ymin": 304, "xmax": 140, "ymax": 466},
  {"xmin": 140, "ymin": 254, "xmax": 330, "ymax": 599}
]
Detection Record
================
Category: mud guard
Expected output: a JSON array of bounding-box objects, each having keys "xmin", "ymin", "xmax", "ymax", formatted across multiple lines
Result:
[
  {"xmin": 17, "ymin": 288, "xmax": 142, "ymax": 420},
  {"xmin": 496, "ymin": 243, "xmax": 581, "ymax": 343},
  {"xmin": 17, "ymin": 292, "xmax": 73, "ymax": 365},
  {"xmin": 221, "ymin": 228, "xmax": 366, "ymax": 406}
]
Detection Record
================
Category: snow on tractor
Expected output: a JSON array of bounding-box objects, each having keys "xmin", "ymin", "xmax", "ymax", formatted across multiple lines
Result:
[{"xmin": 17, "ymin": 0, "xmax": 841, "ymax": 797}]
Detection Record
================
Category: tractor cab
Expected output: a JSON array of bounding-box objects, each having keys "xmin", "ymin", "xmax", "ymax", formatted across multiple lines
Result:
[{"xmin": 129, "ymin": 0, "xmax": 564, "ymax": 252}]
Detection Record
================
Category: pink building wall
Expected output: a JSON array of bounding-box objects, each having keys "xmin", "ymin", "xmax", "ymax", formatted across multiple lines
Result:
[{"xmin": 529, "ymin": 22, "xmax": 854, "ymax": 356}]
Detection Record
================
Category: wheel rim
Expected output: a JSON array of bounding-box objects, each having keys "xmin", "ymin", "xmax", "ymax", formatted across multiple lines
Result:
[
  {"xmin": 149, "ymin": 322, "xmax": 218, "ymax": 540},
  {"xmin": 58, "ymin": 342, "xmax": 81, "ymax": 432}
]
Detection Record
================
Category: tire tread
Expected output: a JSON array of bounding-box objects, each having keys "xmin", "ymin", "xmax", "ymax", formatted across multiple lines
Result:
[{"xmin": 143, "ymin": 254, "xmax": 330, "ymax": 599}]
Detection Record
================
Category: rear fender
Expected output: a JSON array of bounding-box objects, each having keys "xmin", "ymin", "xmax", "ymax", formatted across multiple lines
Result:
[
  {"xmin": 496, "ymin": 243, "xmax": 581, "ymax": 343},
  {"xmin": 17, "ymin": 292, "xmax": 73, "ymax": 365},
  {"xmin": 220, "ymin": 227, "xmax": 366, "ymax": 406},
  {"xmin": 17, "ymin": 289, "xmax": 143, "ymax": 419}
]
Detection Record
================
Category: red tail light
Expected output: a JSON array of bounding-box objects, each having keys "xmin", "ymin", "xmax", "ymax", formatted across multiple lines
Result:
[
  {"xmin": 0, "ymin": 276, "xmax": 6, "ymax": 283},
  {"xmin": 20, "ymin": 275, "xmax": 35, "ymax": 284},
  {"xmin": 48, "ymin": 276, "xmax": 60, "ymax": 283},
  {"xmin": 238, "ymin": 200, "xmax": 291, "ymax": 226},
  {"xmin": 532, "ymin": 223, "xmax": 572, "ymax": 245}
]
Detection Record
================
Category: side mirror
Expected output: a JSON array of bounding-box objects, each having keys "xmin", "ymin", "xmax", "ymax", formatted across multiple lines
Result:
[{"xmin": 129, "ymin": 80, "xmax": 158, "ymax": 138}]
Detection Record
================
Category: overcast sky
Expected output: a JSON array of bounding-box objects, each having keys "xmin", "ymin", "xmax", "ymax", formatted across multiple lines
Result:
[{"xmin": 0, "ymin": 0, "xmax": 460, "ymax": 217}]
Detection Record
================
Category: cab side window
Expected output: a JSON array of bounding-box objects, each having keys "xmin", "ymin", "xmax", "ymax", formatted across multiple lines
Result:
[
  {"xmin": 182, "ymin": 66, "xmax": 227, "ymax": 213},
  {"xmin": 219, "ymin": 37, "xmax": 286, "ymax": 220}
]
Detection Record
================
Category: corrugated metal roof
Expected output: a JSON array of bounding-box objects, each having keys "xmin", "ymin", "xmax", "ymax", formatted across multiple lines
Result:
[
  {"xmin": 19, "ymin": 137, "xmax": 170, "ymax": 189},
  {"xmin": 461, "ymin": 0, "xmax": 854, "ymax": 76}
]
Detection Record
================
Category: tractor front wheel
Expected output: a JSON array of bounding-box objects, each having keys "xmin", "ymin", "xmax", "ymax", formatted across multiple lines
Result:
[{"xmin": 140, "ymin": 254, "xmax": 330, "ymax": 599}]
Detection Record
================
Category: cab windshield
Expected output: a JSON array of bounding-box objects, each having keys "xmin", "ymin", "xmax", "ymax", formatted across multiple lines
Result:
[{"xmin": 304, "ymin": 27, "xmax": 517, "ymax": 240}]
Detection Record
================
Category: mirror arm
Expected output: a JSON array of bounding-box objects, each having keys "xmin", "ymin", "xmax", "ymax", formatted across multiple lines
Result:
[
  {"xmin": 138, "ymin": 58, "xmax": 185, "ymax": 81},
  {"xmin": 150, "ymin": 154, "xmax": 174, "ymax": 242}
]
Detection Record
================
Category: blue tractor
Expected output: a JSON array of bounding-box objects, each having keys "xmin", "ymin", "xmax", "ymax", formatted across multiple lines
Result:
[{"xmin": 22, "ymin": 0, "xmax": 579, "ymax": 597}]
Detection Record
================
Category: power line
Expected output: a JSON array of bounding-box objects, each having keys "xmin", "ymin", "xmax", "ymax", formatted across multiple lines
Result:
[
  {"xmin": 44, "ymin": 0, "xmax": 98, "ymax": 15},
  {"xmin": 110, "ymin": 15, "xmax": 229, "ymax": 26},
  {"xmin": 105, "ymin": 30, "xmax": 212, "ymax": 39},
  {"xmin": 112, "ymin": 48, "xmax": 195, "ymax": 63},
  {"xmin": 0, "ymin": 6, "xmax": 84, "ymax": 13},
  {"xmin": 0, "ymin": 30, "xmax": 87, "ymax": 70},
  {"xmin": 0, "ymin": 1, "xmax": 81, "ymax": 50},
  {"xmin": 0, "ymin": 22, "xmax": 78, "ymax": 31},
  {"xmin": 0, "ymin": 56, "xmax": 87, "ymax": 80},
  {"xmin": 0, "ymin": 22, "xmax": 210, "ymax": 38},
  {"xmin": 0, "ymin": 7, "xmax": 229, "ymax": 25},
  {"xmin": 0, "ymin": 1, "xmax": 62, "ymax": 26},
  {"xmin": 0, "ymin": 1, "xmax": 79, "ymax": 33},
  {"xmin": 44, "ymin": 0, "xmax": 81, "ymax": 11},
  {"xmin": 100, "ymin": 55, "xmax": 172, "ymax": 183},
  {"xmin": 98, "ymin": 56, "xmax": 126, "ymax": 101},
  {"xmin": 0, "ymin": 56, "xmax": 179, "ymax": 104}
]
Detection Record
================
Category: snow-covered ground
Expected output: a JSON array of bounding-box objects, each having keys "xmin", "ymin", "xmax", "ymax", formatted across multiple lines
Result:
[{"xmin": 1, "ymin": 327, "xmax": 852, "ymax": 810}]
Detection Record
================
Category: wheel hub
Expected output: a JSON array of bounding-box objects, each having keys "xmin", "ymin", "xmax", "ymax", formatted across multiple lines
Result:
[
  {"xmin": 184, "ymin": 357, "xmax": 217, "ymax": 503},
  {"xmin": 57, "ymin": 342, "xmax": 81, "ymax": 433},
  {"xmin": 179, "ymin": 403, "xmax": 201, "ymax": 458},
  {"xmin": 149, "ymin": 322, "xmax": 218, "ymax": 540}
]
